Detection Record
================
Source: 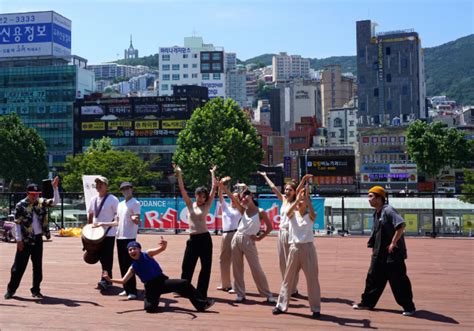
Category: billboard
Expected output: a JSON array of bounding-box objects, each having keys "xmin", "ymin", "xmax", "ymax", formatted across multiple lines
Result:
[
  {"xmin": 0, "ymin": 11, "xmax": 71, "ymax": 58},
  {"xmin": 303, "ymin": 155, "xmax": 356, "ymax": 177}
]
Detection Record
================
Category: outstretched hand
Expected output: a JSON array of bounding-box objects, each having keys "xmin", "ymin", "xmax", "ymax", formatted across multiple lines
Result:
[
  {"xmin": 159, "ymin": 236, "xmax": 168, "ymax": 248},
  {"xmin": 210, "ymin": 165, "xmax": 217, "ymax": 173},
  {"xmin": 52, "ymin": 176, "xmax": 60, "ymax": 188},
  {"xmin": 257, "ymin": 171, "xmax": 266, "ymax": 177},
  {"xmin": 173, "ymin": 164, "xmax": 182, "ymax": 175},
  {"xmin": 220, "ymin": 176, "xmax": 231, "ymax": 185}
]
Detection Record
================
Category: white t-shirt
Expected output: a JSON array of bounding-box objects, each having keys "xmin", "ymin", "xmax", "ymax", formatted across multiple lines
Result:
[
  {"xmin": 88, "ymin": 194, "xmax": 119, "ymax": 237},
  {"xmin": 279, "ymin": 202, "xmax": 292, "ymax": 231},
  {"xmin": 289, "ymin": 211, "xmax": 314, "ymax": 244},
  {"xmin": 116, "ymin": 197, "xmax": 141, "ymax": 239},
  {"xmin": 221, "ymin": 200, "xmax": 241, "ymax": 232},
  {"xmin": 237, "ymin": 210, "xmax": 261, "ymax": 236}
]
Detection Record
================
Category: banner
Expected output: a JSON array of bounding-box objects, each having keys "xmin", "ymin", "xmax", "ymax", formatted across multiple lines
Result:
[
  {"xmin": 404, "ymin": 213, "xmax": 418, "ymax": 233},
  {"xmin": 82, "ymin": 175, "xmax": 99, "ymax": 213}
]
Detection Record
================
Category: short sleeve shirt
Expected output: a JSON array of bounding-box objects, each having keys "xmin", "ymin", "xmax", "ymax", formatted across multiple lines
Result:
[
  {"xmin": 116, "ymin": 198, "xmax": 141, "ymax": 239},
  {"xmin": 88, "ymin": 194, "xmax": 119, "ymax": 237},
  {"xmin": 372, "ymin": 204, "xmax": 407, "ymax": 262}
]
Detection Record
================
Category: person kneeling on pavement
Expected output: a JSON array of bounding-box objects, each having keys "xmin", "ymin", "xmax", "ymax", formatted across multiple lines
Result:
[{"xmin": 103, "ymin": 237, "xmax": 214, "ymax": 313}]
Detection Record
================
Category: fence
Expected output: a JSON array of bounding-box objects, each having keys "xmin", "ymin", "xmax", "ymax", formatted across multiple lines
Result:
[{"xmin": 1, "ymin": 192, "xmax": 473, "ymax": 237}]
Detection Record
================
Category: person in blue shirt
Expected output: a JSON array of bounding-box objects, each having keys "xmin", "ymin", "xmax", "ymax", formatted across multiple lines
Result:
[{"xmin": 103, "ymin": 237, "xmax": 214, "ymax": 313}]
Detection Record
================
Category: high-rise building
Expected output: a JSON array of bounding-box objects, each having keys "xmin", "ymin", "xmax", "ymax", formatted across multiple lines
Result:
[
  {"xmin": 124, "ymin": 35, "xmax": 139, "ymax": 59},
  {"xmin": 87, "ymin": 63, "xmax": 149, "ymax": 81},
  {"xmin": 320, "ymin": 65, "xmax": 356, "ymax": 127},
  {"xmin": 225, "ymin": 66, "xmax": 247, "ymax": 108},
  {"xmin": 272, "ymin": 52, "xmax": 310, "ymax": 82},
  {"xmin": 158, "ymin": 37, "xmax": 225, "ymax": 99},
  {"xmin": 224, "ymin": 52, "xmax": 237, "ymax": 71},
  {"xmin": 356, "ymin": 20, "xmax": 426, "ymax": 126},
  {"xmin": 0, "ymin": 11, "xmax": 94, "ymax": 170}
]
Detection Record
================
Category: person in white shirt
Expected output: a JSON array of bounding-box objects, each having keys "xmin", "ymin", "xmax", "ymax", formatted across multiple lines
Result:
[
  {"xmin": 5, "ymin": 177, "xmax": 60, "ymax": 300},
  {"xmin": 87, "ymin": 176, "xmax": 119, "ymax": 291},
  {"xmin": 216, "ymin": 176, "xmax": 244, "ymax": 292},
  {"xmin": 115, "ymin": 182, "xmax": 141, "ymax": 300},
  {"xmin": 272, "ymin": 186, "xmax": 321, "ymax": 319}
]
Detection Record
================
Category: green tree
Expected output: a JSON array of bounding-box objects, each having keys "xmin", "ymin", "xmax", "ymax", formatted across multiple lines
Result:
[
  {"xmin": 173, "ymin": 98, "xmax": 263, "ymax": 188},
  {"xmin": 61, "ymin": 137, "xmax": 161, "ymax": 192},
  {"xmin": 0, "ymin": 114, "xmax": 48, "ymax": 191},
  {"xmin": 407, "ymin": 120, "xmax": 472, "ymax": 179},
  {"xmin": 460, "ymin": 169, "xmax": 474, "ymax": 203}
]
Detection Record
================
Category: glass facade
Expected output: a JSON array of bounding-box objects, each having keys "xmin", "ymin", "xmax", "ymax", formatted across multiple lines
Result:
[{"xmin": 0, "ymin": 65, "xmax": 77, "ymax": 168}]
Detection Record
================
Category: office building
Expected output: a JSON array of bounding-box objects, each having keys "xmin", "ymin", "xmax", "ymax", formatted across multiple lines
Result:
[
  {"xmin": 272, "ymin": 52, "xmax": 310, "ymax": 82},
  {"xmin": 87, "ymin": 63, "xmax": 149, "ymax": 81},
  {"xmin": 225, "ymin": 66, "xmax": 247, "ymax": 108},
  {"xmin": 356, "ymin": 20, "xmax": 426, "ymax": 126}
]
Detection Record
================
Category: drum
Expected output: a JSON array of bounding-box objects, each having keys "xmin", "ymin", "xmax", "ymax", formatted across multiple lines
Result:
[{"xmin": 81, "ymin": 224, "xmax": 105, "ymax": 264}]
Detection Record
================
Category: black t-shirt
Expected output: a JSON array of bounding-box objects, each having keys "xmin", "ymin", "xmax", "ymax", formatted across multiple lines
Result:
[{"xmin": 370, "ymin": 204, "xmax": 407, "ymax": 262}]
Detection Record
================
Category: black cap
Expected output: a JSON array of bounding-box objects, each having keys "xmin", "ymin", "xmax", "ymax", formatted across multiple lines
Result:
[{"xmin": 27, "ymin": 183, "xmax": 41, "ymax": 193}]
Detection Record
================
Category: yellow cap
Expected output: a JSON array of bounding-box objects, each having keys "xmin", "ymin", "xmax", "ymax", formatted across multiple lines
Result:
[{"xmin": 368, "ymin": 186, "xmax": 386, "ymax": 198}]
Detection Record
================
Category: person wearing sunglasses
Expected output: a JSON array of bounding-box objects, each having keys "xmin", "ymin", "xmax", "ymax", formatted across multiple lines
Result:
[{"xmin": 231, "ymin": 187, "xmax": 276, "ymax": 303}]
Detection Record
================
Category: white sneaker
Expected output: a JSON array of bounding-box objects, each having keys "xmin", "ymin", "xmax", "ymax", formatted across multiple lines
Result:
[
  {"xmin": 235, "ymin": 295, "xmax": 245, "ymax": 303},
  {"xmin": 118, "ymin": 290, "xmax": 127, "ymax": 296},
  {"xmin": 228, "ymin": 289, "xmax": 236, "ymax": 294},
  {"xmin": 266, "ymin": 296, "xmax": 276, "ymax": 303},
  {"xmin": 127, "ymin": 294, "xmax": 137, "ymax": 300}
]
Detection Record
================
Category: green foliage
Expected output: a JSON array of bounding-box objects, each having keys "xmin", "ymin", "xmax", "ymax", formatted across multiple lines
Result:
[
  {"xmin": 0, "ymin": 114, "xmax": 48, "ymax": 191},
  {"xmin": 460, "ymin": 169, "xmax": 474, "ymax": 204},
  {"xmin": 61, "ymin": 138, "xmax": 161, "ymax": 192},
  {"xmin": 173, "ymin": 98, "xmax": 263, "ymax": 188},
  {"xmin": 114, "ymin": 54, "xmax": 159, "ymax": 69},
  {"xmin": 407, "ymin": 120, "xmax": 472, "ymax": 178}
]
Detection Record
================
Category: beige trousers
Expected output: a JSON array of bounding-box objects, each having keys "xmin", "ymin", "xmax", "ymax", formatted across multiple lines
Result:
[
  {"xmin": 231, "ymin": 233, "xmax": 272, "ymax": 298},
  {"xmin": 278, "ymin": 229, "xmax": 298, "ymax": 293},
  {"xmin": 276, "ymin": 242, "xmax": 321, "ymax": 313},
  {"xmin": 219, "ymin": 231, "xmax": 235, "ymax": 288}
]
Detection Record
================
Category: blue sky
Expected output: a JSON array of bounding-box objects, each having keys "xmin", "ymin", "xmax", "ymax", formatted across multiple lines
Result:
[{"xmin": 1, "ymin": 0, "xmax": 473, "ymax": 64}]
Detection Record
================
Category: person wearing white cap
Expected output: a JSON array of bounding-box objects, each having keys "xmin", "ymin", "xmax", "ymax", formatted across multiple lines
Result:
[
  {"xmin": 115, "ymin": 182, "xmax": 141, "ymax": 300},
  {"xmin": 87, "ymin": 176, "xmax": 119, "ymax": 291}
]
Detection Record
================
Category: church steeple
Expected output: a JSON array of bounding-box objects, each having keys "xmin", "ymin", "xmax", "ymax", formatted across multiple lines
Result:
[
  {"xmin": 129, "ymin": 34, "xmax": 133, "ymax": 49},
  {"xmin": 124, "ymin": 34, "xmax": 139, "ymax": 59}
]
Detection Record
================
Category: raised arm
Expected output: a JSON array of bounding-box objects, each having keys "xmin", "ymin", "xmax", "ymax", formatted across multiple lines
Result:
[
  {"xmin": 205, "ymin": 165, "xmax": 218, "ymax": 209},
  {"xmin": 287, "ymin": 189, "xmax": 305, "ymax": 218},
  {"xmin": 147, "ymin": 236, "xmax": 168, "ymax": 257},
  {"xmin": 296, "ymin": 174, "xmax": 313, "ymax": 194},
  {"xmin": 258, "ymin": 171, "xmax": 284, "ymax": 201},
  {"xmin": 174, "ymin": 164, "xmax": 192, "ymax": 209},
  {"xmin": 305, "ymin": 185, "xmax": 316, "ymax": 222},
  {"xmin": 221, "ymin": 177, "xmax": 245, "ymax": 215}
]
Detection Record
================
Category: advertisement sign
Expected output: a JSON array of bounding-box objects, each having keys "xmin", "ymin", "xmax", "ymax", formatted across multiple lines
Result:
[
  {"xmin": 135, "ymin": 120, "xmax": 159, "ymax": 130},
  {"xmin": 81, "ymin": 122, "xmax": 105, "ymax": 131},
  {"xmin": 404, "ymin": 214, "xmax": 418, "ymax": 233},
  {"xmin": 137, "ymin": 197, "xmax": 325, "ymax": 232},
  {"xmin": 81, "ymin": 105, "xmax": 104, "ymax": 115},
  {"xmin": 162, "ymin": 120, "xmax": 186, "ymax": 129},
  {"xmin": 108, "ymin": 121, "xmax": 132, "ymax": 130},
  {"xmin": 462, "ymin": 214, "xmax": 473, "ymax": 234},
  {"xmin": 304, "ymin": 155, "xmax": 356, "ymax": 177},
  {"xmin": 0, "ymin": 11, "xmax": 71, "ymax": 58}
]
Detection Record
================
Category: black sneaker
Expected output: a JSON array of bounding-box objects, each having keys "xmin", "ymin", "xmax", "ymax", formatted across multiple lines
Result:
[
  {"xmin": 291, "ymin": 290, "xmax": 299, "ymax": 298},
  {"xmin": 4, "ymin": 291, "xmax": 14, "ymax": 300},
  {"xmin": 402, "ymin": 310, "xmax": 416, "ymax": 316},
  {"xmin": 197, "ymin": 299, "xmax": 215, "ymax": 312},
  {"xmin": 272, "ymin": 307, "xmax": 284, "ymax": 315},
  {"xmin": 312, "ymin": 312, "xmax": 321, "ymax": 319},
  {"xmin": 97, "ymin": 280, "xmax": 108, "ymax": 291},
  {"xmin": 352, "ymin": 302, "xmax": 373, "ymax": 310},
  {"xmin": 31, "ymin": 291, "xmax": 44, "ymax": 298}
]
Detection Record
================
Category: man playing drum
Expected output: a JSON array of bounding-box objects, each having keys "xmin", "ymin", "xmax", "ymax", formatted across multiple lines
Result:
[
  {"xmin": 87, "ymin": 176, "xmax": 119, "ymax": 291},
  {"xmin": 4, "ymin": 177, "xmax": 60, "ymax": 299}
]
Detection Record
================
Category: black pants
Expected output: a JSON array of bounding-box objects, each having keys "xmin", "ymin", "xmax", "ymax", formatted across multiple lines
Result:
[
  {"xmin": 144, "ymin": 275, "xmax": 208, "ymax": 313},
  {"xmin": 7, "ymin": 234, "xmax": 43, "ymax": 294},
  {"xmin": 99, "ymin": 237, "xmax": 115, "ymax": 281},
  {"xmin": 181, "ymin": 232, "xmax": 213, "ymax": 299},
  {"xmin": 360, "ymin": 257, "xmax": 416, "ymax": 311},
  {"xmin": 117, "ymin": 238, "xmax": 137, "ymax": 295}
]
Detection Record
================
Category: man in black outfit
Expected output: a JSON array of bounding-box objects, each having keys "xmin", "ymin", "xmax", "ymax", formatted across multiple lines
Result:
[{"xmin": 353, "ymin": 185, "xmax": 416, "ymax": 316}]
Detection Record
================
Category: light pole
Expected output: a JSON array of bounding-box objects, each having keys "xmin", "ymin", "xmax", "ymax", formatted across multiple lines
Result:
[{"xmin": 404, "ymin": 151, "xmax": 408, "ymax": 196}]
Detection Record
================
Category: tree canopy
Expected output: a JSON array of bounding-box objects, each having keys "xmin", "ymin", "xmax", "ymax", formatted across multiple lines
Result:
[
  {"xmin": 0, "ymin": 114, "xmax": 48, "ymax": 191},
  {"xmin": 60, "ymin": 137, "xmax": 161, "ymax": 192},
  {"xmin": 173, "ymin": 98, "xmax": 263, "ymax": 188},
  {"xmin": 407, "ymin": 120, "xmax": 473, "ymax": 178}
]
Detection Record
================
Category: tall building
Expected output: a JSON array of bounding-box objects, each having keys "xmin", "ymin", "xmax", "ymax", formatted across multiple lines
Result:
[
  {"xmin": 224, "ymin": 52, "xmax": 237, "ymax": 71},
  {"xmin": 272, "ymin": 52, "xmax": 310, "ymax": 82},
  {"xmin": 158, "ymin": 36, "xmax": 225, "ymax": 99},
  {"xmin": 327, "ymin": 98, "xmax": 358, "ymax": 148},
  {"xmin": 320, "ymin": 65, "xmax": 356, "ymax": 127},
  {"xmin": 0, "ymin": 11, "xmax": 94, "ymax": 170},
  {"xmin": 356, "ymin": 20, "xmax": 426, "ymax": 126},
  {"xmin": 225, "ymin": 66, "xmax": 247, "ymax": 108},
  {"xmin": 124, "ymin": 35, "xmax": 139, "ymax": 59},
  {"xmin": 87, "ymin": 63, "xmax": 149, "ymax": 81}
]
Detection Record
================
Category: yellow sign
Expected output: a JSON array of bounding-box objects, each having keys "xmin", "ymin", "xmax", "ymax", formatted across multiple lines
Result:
[
  {"xmin": 162, "ymin": 120, "xmax": 186, "ymax": 129},
  {"xmin": 108, "ymin": 121, "xmax": 132, "ymax": 130},
  {"xmin": 463, "ymin": 214, "xmax": 474, "ymax": 234},
  {"xmin": 135, "ymin": 121, "xmax": 159, "ymax": 130},
  {"xmin": 81, "ymin": 122, "xmax": 105, "ymax": 131},
  {"xmin": 404, "ymin": 214, "xmax": 418, "ymax": 233}
]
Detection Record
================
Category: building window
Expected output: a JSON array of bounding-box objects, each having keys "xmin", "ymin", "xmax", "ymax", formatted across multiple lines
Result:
[
  {"xmin": 212, "ymin": 63, "xmax": 222, "ymax": 71},
  {"xmin": 201, "ymin": 63, "xmax": 210, "ymax": 71},
  {"xmin": 201, "ymin": 52, "xmax": 210, "ymax": 61},
  {"xmin": 161, "ymin": 84, "xmax": 168, "ymax": 90},
  {"xmin": 172, "ymin": 64, "xmax": 180, "ymax": 70},
  {"xmin": 193, "ymin": 54, "xmax": 198, "ymax": 58},
  {"xmin": 192, "ymin": 63, "xmax": 198, "ymax": 68},
  {"xmin": 359, "ymin": 75, "xmax": 366, "ymax": 84},
  {"xmin": 212, "ymin": 52, "xmax": 222, "ymax": 60},
  {"xmin": 387, "ymin": 100, "xmax": 393, "ymax": 110},
  {"xmin": 359, "ymin": 48, "xmax": 365, "ymax": 58},
  {"xmin": 183, "ymin": 64, "xmax": 188, "ymax": 68},
  {"xmin": 334, "ymin": 118, "xmax": 342, "ymax": 127},
  {"xmin": 349, "ymin": 131, "xmax": 355, "ymax": 137},
  {"xmin": 192, "ymin": 73, "xmax": 198, "ymax": 78},
  {"xmin": 374, "ymin": 88, "xmax": 379, "ymax": 97},
  {"xmin": 183, "ymin": 74, "xmax": 189, "ymax": 79},
  {"xmin": 202, "ymin": 73, "xmax": 210, "ymax": 80},
  {"xmin": 386, "ymin": 47, "xmax": 391, "ymax": 55},
  {"xmin": 172, "ymin": 74, "xmax": 179, "ymax": 80},
  {"xmin": 162, "ymin": 54, "xmax": 170, "ymax": 61},
  {"xmin": 162, "ymin": 74, "xmax": 170, "ymax": 81},
  {"xmin": 360, "ymin": 102, "xmax": 366, "ymax": 111},
  {"xmin": 386, "ymin": 74, "xmax": 392, "ymax": 82},
  {"xmin": 183, "ymin": 54, "xmax": 188, "ymax": 59},
  {"xmin": 402, "ymin": 85, "xmax": 408, "ymax": 95},
  {"xmin": 402, "ymin": 58, "xmax": 408, "ymax": 68},
  {"xmin": 162, "ymin": 64, "xmax": 170, "ymax": 71},
  {"xmin": 349, "ymin": 120, "xmax": 355, "ymax": 127},
  {"xmin": 330, "ymin": 132, "xmax": 336, "ymax": 138},
  {"xmin": 213, "ymin": 73, "xmax": 221, "ymax": 80}
]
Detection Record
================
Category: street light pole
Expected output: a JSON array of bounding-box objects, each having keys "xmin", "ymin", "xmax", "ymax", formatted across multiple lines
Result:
[{"xmin": 404, "ymin": 151, "xmax": 408, "ymax": 196}]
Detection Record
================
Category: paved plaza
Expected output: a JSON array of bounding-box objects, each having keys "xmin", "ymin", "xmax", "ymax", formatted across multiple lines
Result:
[{"xmin": 1, "ymin": 234, "xmax": 472, "ymax": 330}]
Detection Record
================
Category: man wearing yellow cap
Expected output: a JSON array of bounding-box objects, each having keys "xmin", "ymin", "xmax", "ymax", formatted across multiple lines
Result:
[{"xmin": 352, "ymin": 186, "xmax": 416, "ymax": 316}]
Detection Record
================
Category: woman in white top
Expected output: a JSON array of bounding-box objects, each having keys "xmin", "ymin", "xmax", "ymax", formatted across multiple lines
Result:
[
  {"xmin": 174, "ymin": 164, "xmax": 217, "ymax": 299},
  {"xmin": 231, "ymin": 188, "xmax": 275, "ymax": 303},
  {"xmin": 273, "ymin": 186, "xmax": 321, "ymax": 319},
  {"xmin": 217, "ymin": 176, "xmax": 244, "ymax": 292},
  {"xmin": 259, "ymin": 172, "xmax": 313, "ymax": 296}
]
